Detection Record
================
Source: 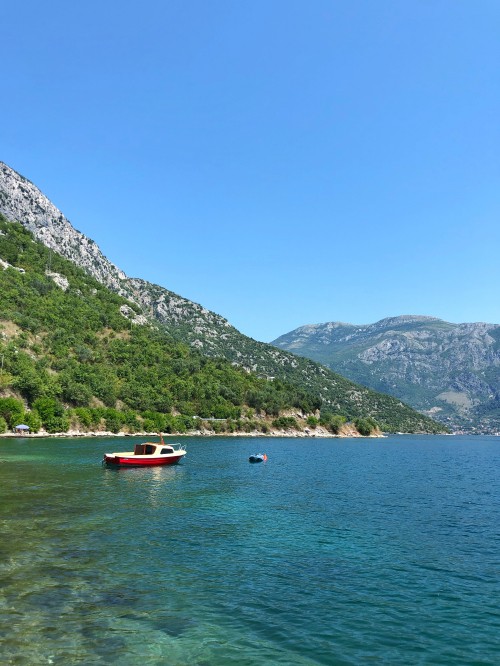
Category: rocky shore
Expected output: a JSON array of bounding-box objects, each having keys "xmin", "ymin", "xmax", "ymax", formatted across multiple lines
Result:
[{"xmin": 0, "ymin": 425, "xmax": 384, "ymax": 439}]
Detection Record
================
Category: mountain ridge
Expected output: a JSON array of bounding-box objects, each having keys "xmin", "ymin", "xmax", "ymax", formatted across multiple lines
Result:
[{"xmin": 272, "ymin": 317, "xmax": 500, "ymax": 433}]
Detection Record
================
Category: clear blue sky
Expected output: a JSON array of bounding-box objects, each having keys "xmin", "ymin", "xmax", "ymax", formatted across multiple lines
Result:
[{"xmin": 2, "ymin": 1, "xmax": 499, "ymax": 342}]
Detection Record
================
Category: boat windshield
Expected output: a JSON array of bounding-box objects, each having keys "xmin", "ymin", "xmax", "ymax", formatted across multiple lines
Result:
[{"xmin": 134, "ymin": 444, "xmax": 156, "ymax": 455}]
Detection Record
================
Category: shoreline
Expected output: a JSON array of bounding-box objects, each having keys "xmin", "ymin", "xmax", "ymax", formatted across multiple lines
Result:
[{"xmin": 0, "ymin": 427, "xmax": 386, "ymax": 439}]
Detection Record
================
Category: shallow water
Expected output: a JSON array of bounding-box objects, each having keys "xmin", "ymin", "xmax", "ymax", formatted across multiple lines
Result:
[{"xmin": 1, "ymin": 435, "xmax": 500, "ymax": 664}]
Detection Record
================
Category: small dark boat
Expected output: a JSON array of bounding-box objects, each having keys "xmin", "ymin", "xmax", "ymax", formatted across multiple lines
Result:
[{"xmin": 249, "ymin": 453, "xmax": 267, "ymax": 463}]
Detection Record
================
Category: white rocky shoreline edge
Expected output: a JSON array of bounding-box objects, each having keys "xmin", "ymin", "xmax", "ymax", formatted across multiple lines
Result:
[{"xmin": 0, "ymin": 426, "xmax": 386, "ymax": 439}]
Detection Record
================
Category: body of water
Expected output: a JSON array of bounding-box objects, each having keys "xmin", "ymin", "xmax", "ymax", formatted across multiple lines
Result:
[{"xmin": 1, "ymin": 434, "xmax": 500, "ymax": 665}]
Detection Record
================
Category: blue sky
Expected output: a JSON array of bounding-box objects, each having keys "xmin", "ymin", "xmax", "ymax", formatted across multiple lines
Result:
[{"xmin": 2, "ymin": 1, "xmax": 499, "ymax": 342}]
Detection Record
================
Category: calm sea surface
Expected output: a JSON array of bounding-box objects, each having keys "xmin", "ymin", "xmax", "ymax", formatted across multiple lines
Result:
[{"xmin": 1, "ymin": 435, "xmax": 500, "ymax": 665}]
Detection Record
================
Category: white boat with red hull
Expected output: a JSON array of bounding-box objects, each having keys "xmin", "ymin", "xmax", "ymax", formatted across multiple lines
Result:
[{"xmin": 103, "ymin": 436, "xmax": 186, "ymax": 467}]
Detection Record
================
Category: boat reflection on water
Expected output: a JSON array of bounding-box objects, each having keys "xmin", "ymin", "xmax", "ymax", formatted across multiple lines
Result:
[{"xmin": 103, "ymin": 453, "xmax": 187, "ymax": 506}]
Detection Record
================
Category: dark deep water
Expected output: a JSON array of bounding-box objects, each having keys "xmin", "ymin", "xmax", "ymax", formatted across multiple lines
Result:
[{"xmin": 1, "ymin": 435, "xmax": 500, "ymax": 665}]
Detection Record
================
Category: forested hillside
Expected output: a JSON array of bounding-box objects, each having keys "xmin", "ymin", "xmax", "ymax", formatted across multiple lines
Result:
[
  {"xmin": 0, "ymin": 217, "xmax": 324, "ymax": 434},
  {"xmin": 0, "ymin": 217, "xmax": 445, "ymax": 435}
]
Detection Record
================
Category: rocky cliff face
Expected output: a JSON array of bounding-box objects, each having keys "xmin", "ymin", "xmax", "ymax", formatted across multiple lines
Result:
[
  {"xmin": 272, "ymin": 316, "xmax": 500, "ymax": 432},
  {"xmin": 0, "ymin": 161, "xmax": 234, "ymax": 343},
  {"xmin": 0, "ymin": 163, "xmax": 128, "ymax": 291}
]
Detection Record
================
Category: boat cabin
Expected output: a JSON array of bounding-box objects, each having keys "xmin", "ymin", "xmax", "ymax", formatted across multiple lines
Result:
[{"xmin": 133, "ymin": 443, "xmax": 175, "ymax": 456}]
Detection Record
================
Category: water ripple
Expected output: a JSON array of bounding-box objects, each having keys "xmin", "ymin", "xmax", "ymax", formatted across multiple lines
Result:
[{"xmin": 1, "ymin": 435, "xmax": 500, "ymax": 664}]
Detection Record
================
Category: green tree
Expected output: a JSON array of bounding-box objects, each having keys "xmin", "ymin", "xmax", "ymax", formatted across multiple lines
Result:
[
  {"xmin": 272, "ymin": 416, "xmax": 298, "ymax": 429},
  {"xmin": 0, "ymin": 397, "xmax": 24, "ymax": 428},
  {"xmin": 24, "ymin": 410, "xmax": 42, "ymax": 433},
  {"xmin": 32, "ymin": 397, "xmax": 65, "ymax": 426},
  {"xmin": 45, "ymin": 414, "xmax": 70, "ymax": 433},
  {"xmin": 306, "ymin": 415, "xmax": 319, "ymax": 428},
  {"xmin": 354, "ymin": 417, "xmax": 376, "ymax": 436},
  {"xmin": 73, "ymin": 407, "xmax": 93, "ymax": 428}
]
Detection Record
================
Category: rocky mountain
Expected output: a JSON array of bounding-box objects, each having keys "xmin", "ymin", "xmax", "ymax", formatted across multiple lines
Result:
[
  {"xmin": 0, "ymin": 161, "xmax": 444, "ymax": 432},
  {"xmin": 272, "ymin": 316, "xmax": 500, "ymax": 433}
]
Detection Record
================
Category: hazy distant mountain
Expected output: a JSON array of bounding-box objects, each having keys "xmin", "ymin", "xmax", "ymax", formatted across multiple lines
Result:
[
  {"xmin": 0, "ymin": 161, "xmax": 444, "ymax": 432},
  {"xmin": 272, "ymin": 316, "xmax": 500, "ymax": 432}
]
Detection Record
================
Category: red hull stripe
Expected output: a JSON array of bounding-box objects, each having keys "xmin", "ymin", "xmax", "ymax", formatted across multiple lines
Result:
[{"xmin": 105, "ymin": 455, "xmax": 184, "ymax": 466}]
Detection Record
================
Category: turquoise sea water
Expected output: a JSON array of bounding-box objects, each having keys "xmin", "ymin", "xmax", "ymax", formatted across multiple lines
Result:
[{"xmin": 1, "ymin": 435, "xmax": 500, "ymax": 665}]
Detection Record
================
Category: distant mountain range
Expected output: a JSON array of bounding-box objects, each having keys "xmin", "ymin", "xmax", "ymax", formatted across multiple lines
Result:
[
  {"xmin": 0, "ymin": 161, "xmax": 443, "ymax": 433},
  {"xmin": 272, "ymin": 316, "xmax": 500, "ymax": 433}
]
